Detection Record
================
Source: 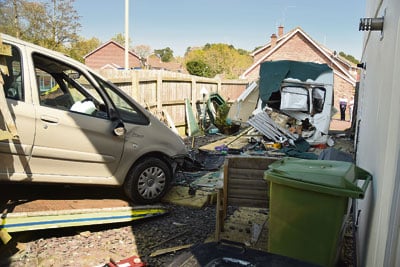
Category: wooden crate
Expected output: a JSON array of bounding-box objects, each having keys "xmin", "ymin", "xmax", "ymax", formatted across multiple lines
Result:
[{"xmin": 215, "ymin": 156, "xmax": 279, "ymax": 240}]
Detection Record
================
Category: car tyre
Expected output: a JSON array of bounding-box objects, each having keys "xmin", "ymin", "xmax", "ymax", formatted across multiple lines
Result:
[{"xmin": 124, "ymin": 157, "xmax": 171, "ymax": 204}]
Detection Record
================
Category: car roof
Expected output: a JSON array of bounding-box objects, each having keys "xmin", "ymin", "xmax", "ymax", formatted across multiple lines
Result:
[{"xmin": 0, "ymin": 33, "xmax": 92, "ymax": 74}]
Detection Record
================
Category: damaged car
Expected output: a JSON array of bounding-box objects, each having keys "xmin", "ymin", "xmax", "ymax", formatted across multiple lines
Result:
[{"xmin": 0, "ymin": 33, "xmax": 188, "ymax": 204}]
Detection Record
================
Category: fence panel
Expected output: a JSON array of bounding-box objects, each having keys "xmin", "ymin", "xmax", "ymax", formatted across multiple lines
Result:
[{"xmin": 99, "ymin": 69, "xmax": 250, "ymax": 135}]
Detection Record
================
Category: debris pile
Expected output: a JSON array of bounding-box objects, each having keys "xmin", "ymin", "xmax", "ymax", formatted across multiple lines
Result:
[{"xmin": 177, "ymin": 61, "xmax": 356, "ymax": 189}]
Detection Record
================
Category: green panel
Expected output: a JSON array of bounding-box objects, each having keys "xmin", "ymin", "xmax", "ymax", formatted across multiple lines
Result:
[{"xmin": 184, "ymin": 98, "xmax": 200, "ymax": 137}]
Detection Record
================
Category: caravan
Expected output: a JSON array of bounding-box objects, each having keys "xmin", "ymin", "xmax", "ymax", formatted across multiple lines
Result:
[{"xmin": 229, "ymin": 60, "xmax": 334, "ymax": 145}]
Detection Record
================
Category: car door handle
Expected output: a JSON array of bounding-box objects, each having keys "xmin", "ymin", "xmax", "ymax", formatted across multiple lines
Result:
[{"xmin": 40, "ymin": 115, "xmax": 59, "ymax": 124}]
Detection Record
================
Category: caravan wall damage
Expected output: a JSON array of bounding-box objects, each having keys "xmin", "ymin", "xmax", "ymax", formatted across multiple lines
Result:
[{"xmin": 229, "ymin": 60, "xmax": 334, "ymax": 145}]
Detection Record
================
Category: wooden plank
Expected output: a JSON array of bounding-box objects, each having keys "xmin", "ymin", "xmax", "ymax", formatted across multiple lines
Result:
[
  {"xmin": 227, "ymin": 185, "xmax": 268, "ymax": 194},
  {"xmin": 229, "ymin": 168, "xmax": 268, "ymax": 179},
  {"xmin": 199, "ymin": 135, "xmax": 250, "ymax": 151},
  {"xmin": 223, "ymin": 158, "xmax": 229, "ymax": 220},
  {"xmin": 228, "ymin": 182, "xmax": 267, "ymax": 189},
  {"xmin": 1, "ymin": 206, "xmax": 167, "ymax": 233},
  {"xmin": 228, "ymin": 189, "xmax": 268, "ymax": 200},
  {"xmin": 227, "ymin": 157, "xmax": 278, "ymax": 169},
  {"xmin": 215, "ymin": 188, "xmax": 223, "ymax": 241},
  {"xmin": 228, "ymin": 179, "xmax": 268, "ymax": 189},
  {"xmin": 162, "ymin": 109, "xmax": 179, "ymax": 134},
  {"xmin": 227, "ymin": 197, "xmax": 268, "ymax": 208},
  {"xmin": 150, "ymin": 244, "xmax": 192, "ymax": 257}
]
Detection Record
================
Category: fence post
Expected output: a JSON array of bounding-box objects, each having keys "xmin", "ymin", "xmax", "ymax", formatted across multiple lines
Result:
[
  {"xmin": 191, "ymin": 77, "xmax": 198, "ymax": 120},
  {"xmin": 131, "ymin": 70, "xmax": 139, "ymax": 100},
  {"xmin": 157, "ymin": 71, "xmax": 163, "ymax": 113}
]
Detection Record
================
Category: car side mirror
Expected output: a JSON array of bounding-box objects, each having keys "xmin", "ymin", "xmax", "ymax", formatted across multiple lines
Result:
[{"xmin": 112, "ymin": 119, "xmax": 125, "ymax": 136}]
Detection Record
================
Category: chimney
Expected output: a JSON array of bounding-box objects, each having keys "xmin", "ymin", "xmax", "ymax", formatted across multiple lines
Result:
[
  {"xmin": 270, "ymin": 33, "xmax": 277, "ymax": 47},
  {"xmin": 278, "ymin": 25, "xmax": 284, "ymax": 37}
]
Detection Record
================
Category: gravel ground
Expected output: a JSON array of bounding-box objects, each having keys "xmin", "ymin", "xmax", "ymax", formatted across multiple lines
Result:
[{"xmin": 0, "ymin": 135, "xmax": 224, "ymax": 267}]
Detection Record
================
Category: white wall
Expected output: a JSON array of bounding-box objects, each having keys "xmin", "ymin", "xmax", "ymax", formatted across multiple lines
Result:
[{"xmin": 357, "ymin": 0, "xmax": 400, "ymax": 266}]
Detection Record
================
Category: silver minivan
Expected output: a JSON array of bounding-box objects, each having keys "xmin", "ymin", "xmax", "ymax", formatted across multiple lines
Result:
[{"xmin": 0, "ymin": 33, "xmax": 188, "ymax": 204}]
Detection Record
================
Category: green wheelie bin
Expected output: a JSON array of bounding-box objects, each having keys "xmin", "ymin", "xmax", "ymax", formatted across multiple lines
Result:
[{"xmin": 264, "ymin": 157, "xmax": 372, "ymax": 267}]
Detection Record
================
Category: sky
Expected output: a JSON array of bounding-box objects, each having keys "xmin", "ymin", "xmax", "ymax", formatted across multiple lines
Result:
[{"xmin": 74, "ymin": 0, "xmax": 366, "ymax": 59}]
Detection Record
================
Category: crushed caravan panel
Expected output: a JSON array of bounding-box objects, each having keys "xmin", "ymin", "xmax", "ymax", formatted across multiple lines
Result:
[
  {"xmin": 258, "ymin": 60, "xmax": 334, "ymax": 145},
  {"xmin": 227, "ymin": 81, "xmax": 260, "ymax": 123}
]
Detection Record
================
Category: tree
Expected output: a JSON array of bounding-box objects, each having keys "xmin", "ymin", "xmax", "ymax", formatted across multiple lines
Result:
[
  {"xmin": 185, "ymin": 43, "xmax": 252, "ymax": 79},
  {"xmin": 0, "ymin": 0, "xmax": 81, "ymax": 52},
  {"xmin": 68, "ymin": 36, "xmax": 101, "ymax": 63},
  {"xmin": 339, "ymin": 51, "xmax": 360, "ymax": 65},
  {"xmin": 0, "ymin": 0, "xmax": 26, "ymax": 38},
  {"xmin": 154, "ymin": 47, "xmax": 174, "ymax": 62},
  {"xmin": 112, "ymin": 33, "xmax": 132, "ymax": 48},
  {"xmin": 186, "ymin": 60, "xmax": 215, "ymax": 77},
  {"xmin": 47, "ymin": 0, "xmax": 81, "ymax": 50},
  {"xmin": 133, "ymin": 44, "xmax": 152, "ymax": 68},
  {"xmin": 20, "ymin": 1, "xmax": 50, "ymax": 44},
  {"xmin": 252, "ymin": 46, "xmax": 263, "ymax": 52},
  {"xmin": 133, "ymin": 44, "xmax": 151, "ymax": 59}
]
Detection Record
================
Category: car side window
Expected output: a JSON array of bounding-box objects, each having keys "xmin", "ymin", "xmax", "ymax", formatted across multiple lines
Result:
[
  {"xmin": 0, "ymin": 44, "xmax": 24, "ymax": 101},
  {"xmin": 93, "ymin": 74, "xmax": 149, "ymax": 125},
  {"xmin": 33, "ymin": 53, "xmax": 108, "ymax": 119}
]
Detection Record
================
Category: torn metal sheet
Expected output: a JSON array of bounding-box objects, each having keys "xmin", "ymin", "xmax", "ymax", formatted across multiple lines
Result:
[{"xmin": 248, "ymin": 111, "xmax": 297, "ymax": 142}]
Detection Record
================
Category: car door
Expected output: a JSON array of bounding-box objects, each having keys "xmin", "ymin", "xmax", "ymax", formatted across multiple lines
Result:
[
  {"xmin": 28, "ymin": 52, "xmax": 125, "ymax": 182},
  {"xmin": 0, "ymin": 42, "xmax": 36, "ymax": 181}
]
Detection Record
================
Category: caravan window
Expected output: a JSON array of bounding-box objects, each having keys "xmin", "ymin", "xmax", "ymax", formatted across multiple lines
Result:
[
  {"xmin": 312, "ymin": 87, "xmax": 326, "ymax": 114},
  {"xmin": 280, "ymin": 86, "xmax": 309, "ymax": 112}
]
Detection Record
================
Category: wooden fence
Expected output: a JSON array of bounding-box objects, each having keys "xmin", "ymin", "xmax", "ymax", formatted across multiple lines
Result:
[{"xmin": 99, "ymin": 69, "xmax": 250, "ymax": 135}]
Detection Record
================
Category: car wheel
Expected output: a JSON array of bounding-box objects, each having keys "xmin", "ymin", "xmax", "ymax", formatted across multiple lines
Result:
[{"xmin": 124, "ymin": 157, "xmax": 171, "ymax": 204}]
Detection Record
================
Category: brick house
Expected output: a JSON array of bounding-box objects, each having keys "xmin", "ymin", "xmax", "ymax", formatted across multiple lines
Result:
[
  {"xmin": 146, "ymin": 54, "xmax": 186, "ymax": 73},
  {"xmin": 84, "ymin": 40, "xmax": 142, "ymax": 70},
  {"xmin": 241, "ymin": 26, "xmax": 358, "ymax": 116}
]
